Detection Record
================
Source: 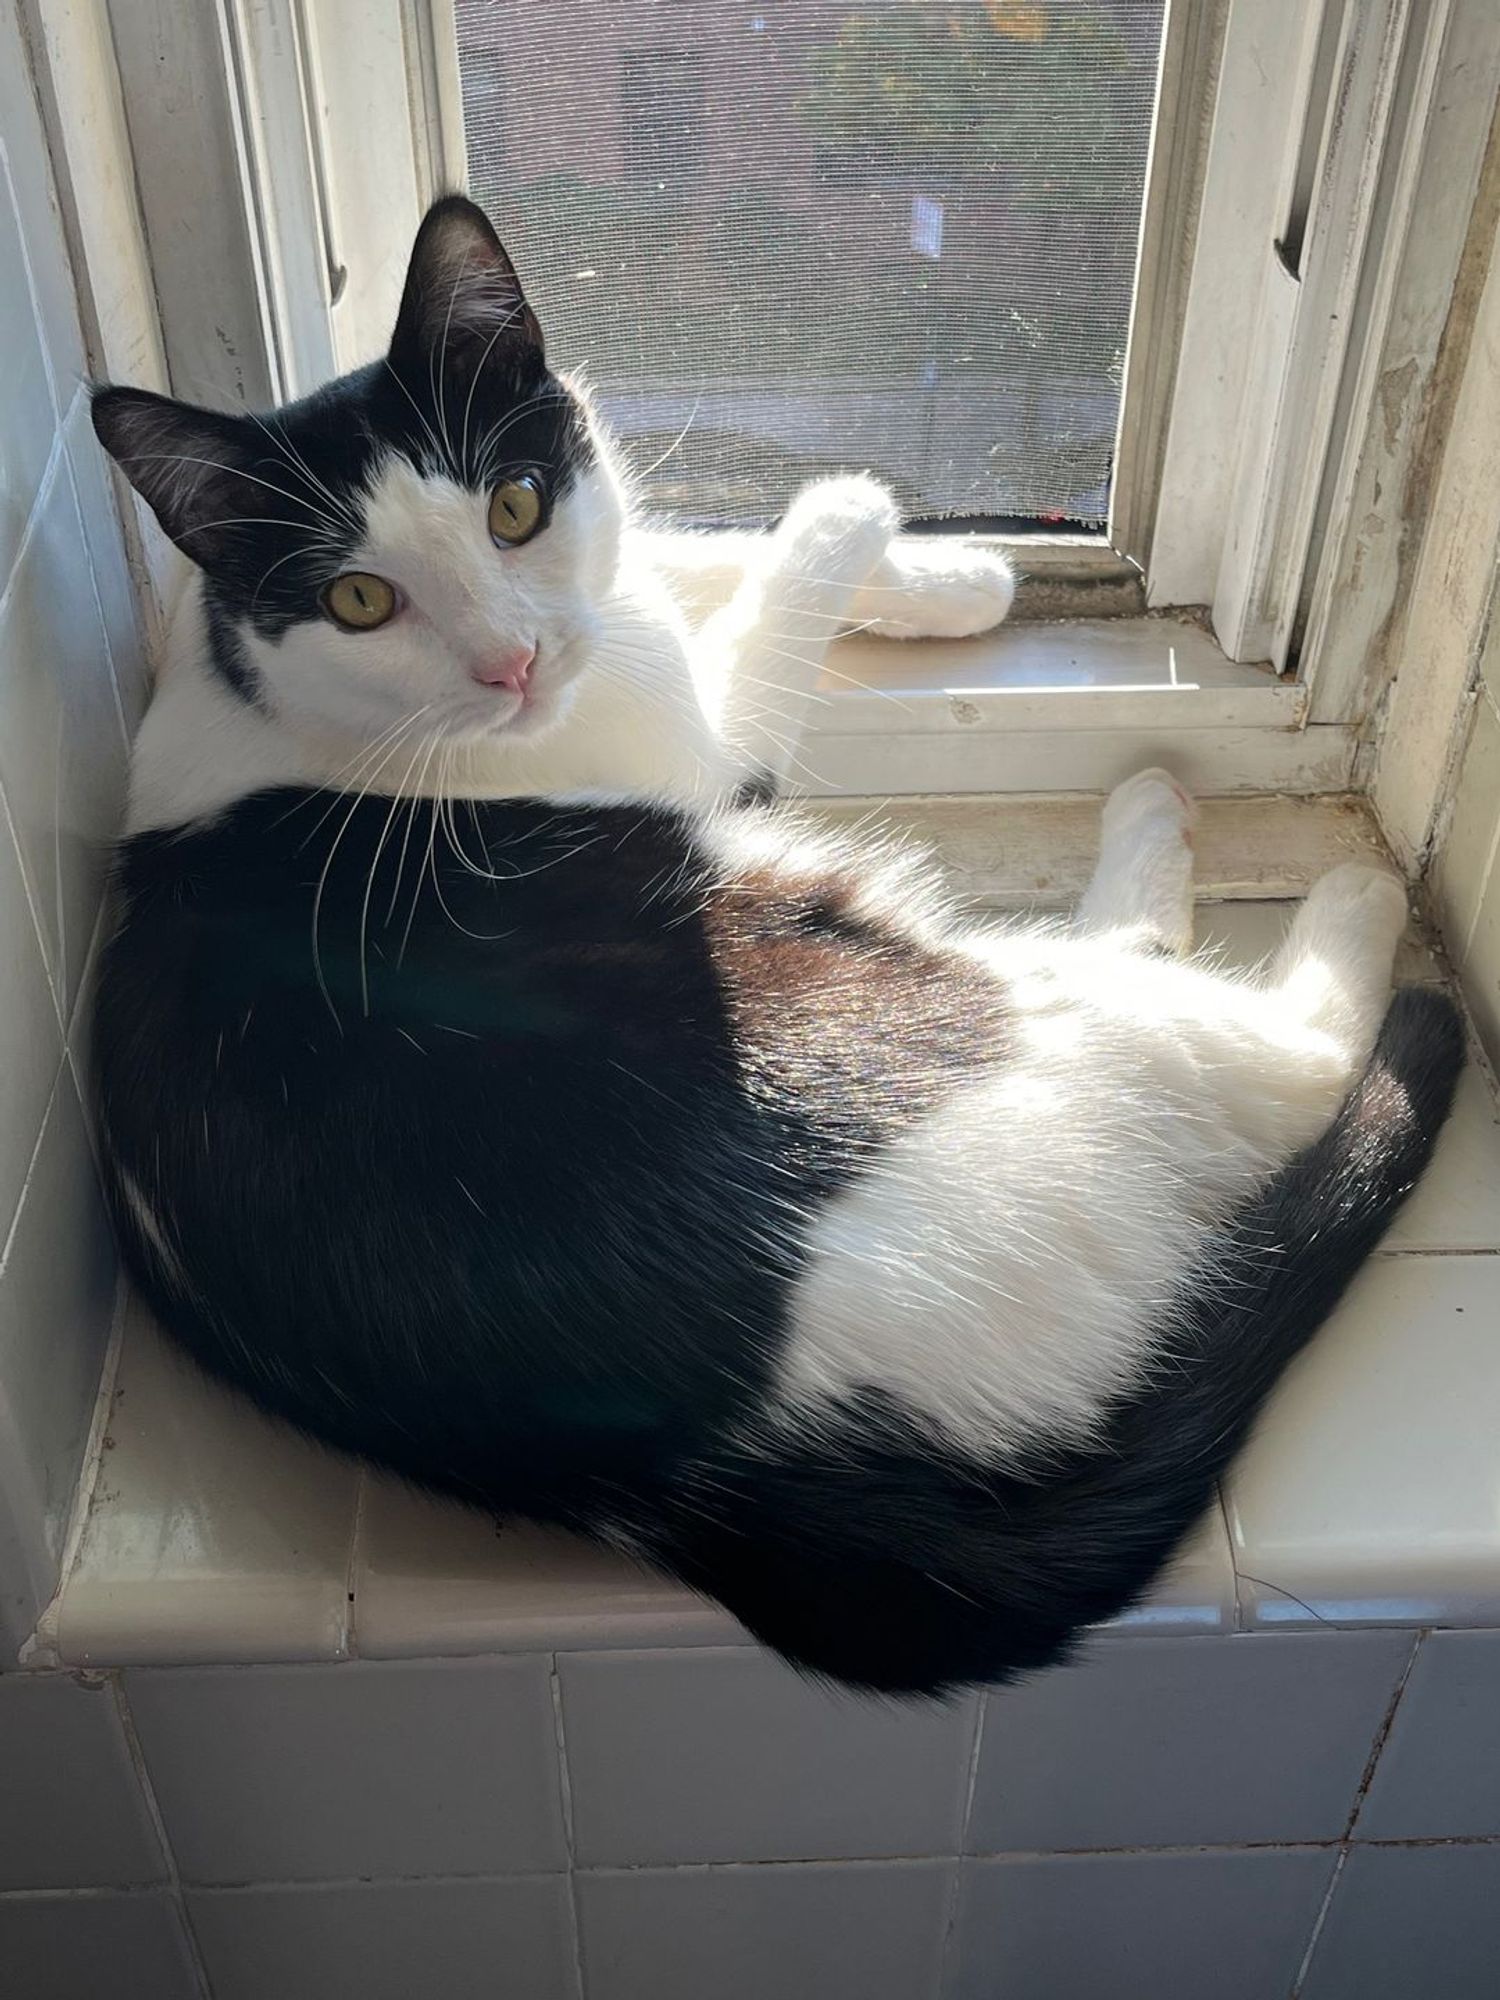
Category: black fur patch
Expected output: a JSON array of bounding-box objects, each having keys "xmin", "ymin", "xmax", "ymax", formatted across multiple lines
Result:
[{"xmin": 95, "ymin": 793, "xmax": 1006, "ymax": 1520}]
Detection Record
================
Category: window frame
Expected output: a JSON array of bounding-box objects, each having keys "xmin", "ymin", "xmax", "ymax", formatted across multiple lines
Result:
[{"xmin": 50, "ymin": 0, "xmax": 1500, "ymax": 801}]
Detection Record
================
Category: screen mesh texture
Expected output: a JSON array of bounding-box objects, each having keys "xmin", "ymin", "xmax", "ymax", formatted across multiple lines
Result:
[{"xmin": 456, "ymin": 0, "xmax": 1165, "ymax": 529}]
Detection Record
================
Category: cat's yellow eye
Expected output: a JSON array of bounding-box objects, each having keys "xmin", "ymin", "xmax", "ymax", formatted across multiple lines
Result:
[
  {"xmin": 488, "ymin": 474, "xmax": 544, "ymax": 547},
  {"xmin": 322, "ymin": 572, "xmax": 398, "ymax": 631}
]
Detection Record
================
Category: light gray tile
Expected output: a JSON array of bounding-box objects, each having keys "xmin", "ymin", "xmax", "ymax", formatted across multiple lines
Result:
[
  {"xmin": 0, "ymin": 1672, "xmax": 164, "ymax": 1888},
  {"xmin": 1465, "ymin": 861, "xmax": 1500, "ymax": 1071},
  {"xmin": 0, "ymin": 8, "xmax": 87, "ymax": 401},
  {"xmin": 578, "ymin": 1860, "xmax": 952, "ymax": 2000},
  {"xmin": 63, "ymin": 396, "xmax": 149, "ymax": 737},
  {"xmin": 1384, "ymin": 1060, "xmax": 1500, "ymax": 1253},
  {"xmin": 1226, "ymin": 1258, "xmax": 1500, "ymax": 1630},
  {"xmin": 0, "ymin": 454, "xmax": 128, "ymax": 1020},
  {"xmin": 0, "ymin": 803, "xmax": 62, "ymax": 1231},
  {"xmin": 1355, "ymin": 1631, "xmax": 1500, "ymax": 1839},
  {"xmin": 0, "ymin": 1889, "xmax": 199, "ymax": 2000},
  {"xmin": 0, "ymin": 1067, "xmax": 117, "ymax": 1651},
  {"xmin": 0, "ymin": 155, "xmax": 59, "ymax": 584},
  {"xmin": 355, "ymin": 1477, "xmax": 743, "ymax": 1660},
  {"xmin": 950, "ymin": 1850, "xmax": 1335, "ymax": 2000},
  {"xmin": 188, "ymin": 1875, "xmax": 577, "ymax": 2000},
  {"xmin": 1434, "ymin": 682, "xmax": 1500, "ymax": 956},
  {"xmin": 55, "ymin": 1303, "xmax": 359, "ymax": 1670},
  {"xmin": 969, "ymin": 1633, "xmax": 1410, "ymax": 1852},
  {"xmin": 1301, "ymin": 1844, "xmax": 1500, "ymax": 2000},
  {"xmin": 125, "ymin": 1657, "xmax": 567, "ymax": 1883},
  {"xmin": 559, "ymin": 1648, "xmax": 977, "ymax": 1867}
]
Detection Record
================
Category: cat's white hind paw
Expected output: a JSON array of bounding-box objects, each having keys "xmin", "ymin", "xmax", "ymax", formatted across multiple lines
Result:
[
  {"xmin": 850, "ymin": 540, "xmax": 1017, "ymax": 639},
  {"xmin": 1103, "ymin": 767, "xmax": 1197, "ymax": 838}
]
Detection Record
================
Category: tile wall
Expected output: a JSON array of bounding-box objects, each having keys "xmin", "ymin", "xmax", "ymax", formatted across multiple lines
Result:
[
  {"xmin": 1433, "ymin": 627, "xmax": 1500, "ymax": 1071},
  {"xmin": 1, "ymin": 1631, "xmax": 1498, "ymax": 1999},
  {"xmin": 0, "ymin": 1, "xmax": 145, "ymax": 1658}
]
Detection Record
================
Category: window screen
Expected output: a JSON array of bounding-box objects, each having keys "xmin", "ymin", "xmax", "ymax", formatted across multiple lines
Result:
[{"xmin": 456, "ymin": 0, "xmax": 1166, "ymax": 530}]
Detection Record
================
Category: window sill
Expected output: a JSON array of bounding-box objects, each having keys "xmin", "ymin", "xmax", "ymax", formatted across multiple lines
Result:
[
  {"xmin": 804, "ymin": 616, "xmax": 1348, "ymax": 797},
  {"xmin": 23, "ymin": 805, "xmax": 1500, "ymax": 1674}
]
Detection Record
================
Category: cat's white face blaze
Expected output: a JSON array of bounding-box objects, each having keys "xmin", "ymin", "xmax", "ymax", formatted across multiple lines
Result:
[{"xmin": 248, "ymin": 452, "xmax": 625, "ymax": 755}]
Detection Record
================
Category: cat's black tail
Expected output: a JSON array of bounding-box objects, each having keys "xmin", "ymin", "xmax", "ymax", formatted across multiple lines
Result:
[{"xmin": 640, "ymin": 987, "xmax": 1467, "ymax": 1694}]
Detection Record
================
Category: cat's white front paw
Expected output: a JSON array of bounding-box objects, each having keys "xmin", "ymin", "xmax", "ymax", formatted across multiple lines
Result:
[
  {"xmin": 780, "ymin": 475, "xmax": 900, "ymax": 546},
  {"xmin": 850, "ymin": 541, "xmax": 1017, "ymax": 639}
]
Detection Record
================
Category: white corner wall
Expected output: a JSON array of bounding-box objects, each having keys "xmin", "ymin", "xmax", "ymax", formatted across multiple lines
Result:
[
  {"xmin": 1432, "ymin": 646, "xmax": 1500, "ymax": 1072},
  {"xmin": 0, "ymin": 0, "xmax": 147, "ymax": 1656}
]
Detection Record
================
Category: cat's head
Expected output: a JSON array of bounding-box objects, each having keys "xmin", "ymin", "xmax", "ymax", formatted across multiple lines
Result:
[{"xmin": 93, "ymin": 195, "xmax": 622, "ymax": 751}]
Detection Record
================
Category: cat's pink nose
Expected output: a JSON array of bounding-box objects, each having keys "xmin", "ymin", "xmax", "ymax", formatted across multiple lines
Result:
[{"xmin": 471, "ymin": 645, "xmax": 534, "ymax": 694}]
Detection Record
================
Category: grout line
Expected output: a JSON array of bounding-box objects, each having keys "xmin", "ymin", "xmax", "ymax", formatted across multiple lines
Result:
[
  {"xmin": 1290, "ymin": 1845, "xmax": 1348, "ymax": 2000},
  {"xmin": 0, "ymin": 777, "xmax": 69, "ymax": 1036},
  {"xmin": 549, "ymin": 1655, "xmax": 587, "ymax": 2000},
  {"xmin": 0, "ymin": 391, "xmax": 73, "ymax": 628},
  {"xmin": 937, "ymin": 1695, "xmax": 987, "ymax": 1999},
  {"xmin": 342, "ymin": 1472, "xmax": 367, "ymax": 1661},
  {"xmin": 1342, "ymin": 1628, "xmax": 1425, "ymax": 1842},
  {"xmin": 1214, "ymin": 1481, "xmax": 1247, "ymax": 1634},
  {"xmin": 7, "ymin": 1833, "xmax": 1500, "ymax": 1903},
  {"xmin": 109, "ymin": 1673, "xmax": 214, "ymax": 2000},
  {"xmin": 0, "ymin": 1054, "xmax": 69, "ymax": 1279}
]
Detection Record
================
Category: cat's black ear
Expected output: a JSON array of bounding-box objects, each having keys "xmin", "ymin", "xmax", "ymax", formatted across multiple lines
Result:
[
  {"xmin": 91, "ymin": 386, "xmax": 263, "ymax": 570},
  {"xmin": 389, "ymin": 194, "xmax": 544, "ymax": 375}
]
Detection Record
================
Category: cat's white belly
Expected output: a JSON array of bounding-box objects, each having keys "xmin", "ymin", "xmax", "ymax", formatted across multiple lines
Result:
[{"xmin": 775, "ymin": 935, "xmax": 1364, "ymax": 1458}]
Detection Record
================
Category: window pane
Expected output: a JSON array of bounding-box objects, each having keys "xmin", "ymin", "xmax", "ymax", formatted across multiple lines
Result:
[{"xmin": 457, "ymin": 0, "xmax": 1166, "ymax": 529}]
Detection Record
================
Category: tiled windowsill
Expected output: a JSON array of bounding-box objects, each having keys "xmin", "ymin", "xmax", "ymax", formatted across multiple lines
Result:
[{"xmin": 24, "ymin": 902, "xmax": 1500, "ymax": 1674}]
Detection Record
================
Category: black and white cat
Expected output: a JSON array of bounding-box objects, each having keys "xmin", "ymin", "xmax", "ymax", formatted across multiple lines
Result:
[{"xmin": 91, "ymin": 196, "xmax": 1462, "ymax": 1694}]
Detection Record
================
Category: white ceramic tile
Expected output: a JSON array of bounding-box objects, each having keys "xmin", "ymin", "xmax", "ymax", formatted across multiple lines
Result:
[
  {"xmin": 0, "ymin": 1672, "xmax": 164, "ymax": 1888},
  {"xmin": 1384, "ymin": 1060, "xmax": 1500, "ymax": 1252},
  {"xmin": 358, "ymin": 1482, "xmax": 1230, "ymax": 1656},
  {"xmin": 0, "ymin": 1066, "xmax": 116, "ymax": 1654},
  {"xmin": 188, "ymin": 1876, "xmax": 578, "ymax": 2000},
  {"xmin": 1225, "ymin": 1257, "xmax": 1500, "ymax": 1628},
  {"xmin": 63, "ymin": 394, "xmax": 149, "ymax": 735},
  {"xmin": 1354, "ymin": 1631, "xmax": 1500, "ymax": 1839},
  {"xmin": 0, "ymin": 453, "xmax": 128, "ymax": 1020},
  {"xmin": 950, "ymin": 1850, "xmax": 1336, "ymax": 2000},
  {"xmin": 1102, "ymin": 1501, "xmax": 1237, "ymax": 1635},
  {"xmin": 0, "ymin": 803, "xmax": 63, "ymax": 1230},
  {"xmin": 0, "ymin": 155, "xmax": 60, "ymax": 584},
  {"xmin": 1434, "ymin": 682, "xmax": 1500, "ymax": 954},
  {"xmin": 54, "ymin": 1300, "xmax": 358, "ymax": 1667},
  {"xmin": 1464, "ymin": 862, "xmax": 1500, "ymax": 1070},
  {"xmin": 125, "ymin": 1656, "xmax": 567, "ymax": 1883},
  {"xmin": 355, "ymin": 1473, "xmax": 743, "ymax": 1659},
  {"xmin": 0, "ymin": 7, "xmax": 87, "ymax": 401},
  {"xmin": 0, "ymin": 1889, "xmax": 200, "ymax": 2000},
  {"xmin": 1300, "ymin": 1844, "xmax": 1500, "ymax": 2000},
  {"xmin": 577, "ymin": 1860, "xmax": 953, "ymax": 2000},
  {"xmin": 968, "ymin": 1631, "xmax": 1410, "ymax": 1853},
  {"xmin": 559, "ymin": 1647, "xmax": 977, "ymax": 1867}
]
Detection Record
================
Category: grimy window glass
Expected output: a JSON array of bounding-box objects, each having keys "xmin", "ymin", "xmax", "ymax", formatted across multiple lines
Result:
[{"xmin": 457, "ymin": 0, "xmax": 1166, "ymax": 529}]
